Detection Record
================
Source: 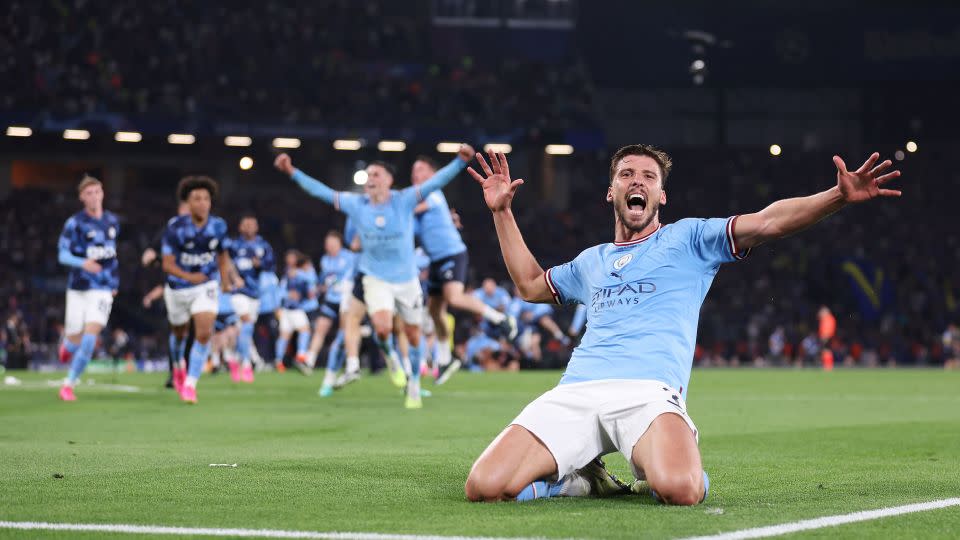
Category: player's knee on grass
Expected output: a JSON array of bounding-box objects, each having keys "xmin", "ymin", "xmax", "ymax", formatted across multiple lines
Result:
[
  {"xmin": 464, "ymin": 466, "xmax": 522, "ymax": 502},
  {"xmin": 647, "ymin": 469, "xmax": 704, "ymax": 506}
]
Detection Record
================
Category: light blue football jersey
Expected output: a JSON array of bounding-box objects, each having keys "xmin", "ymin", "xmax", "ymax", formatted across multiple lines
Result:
[
  {"xmin": 545, "ymin": 217, "xmax": 750, "ymax": 396},
  {"xmin": 472, "ymin": 286, "xmax": 512, "ymax": 311},
  {"xmin": 415, "ymin": 190, "xmax": 466, "ymax": 261},
  {"xmin": 290, "ymin": 159, "xmax": 466, "ymax": 284},
  {"xmin": 320, "ymin": 249, "xmax": 357, "ymax": 305}
]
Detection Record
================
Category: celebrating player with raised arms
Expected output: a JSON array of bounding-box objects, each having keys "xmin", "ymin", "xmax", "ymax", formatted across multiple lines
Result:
[
  {"xmin": 464, "ymin": 146, "xmax": 901, "ymax": 504},
  {"xmin": 275, "ymin": 144, "xmax": 474, "ymax": 409},
  {"xmin": 57, "ymin": 175, "xmax": 120, "ymax": 401},
  {"xmin": 226, "ymin": 213, "xmax": 274, "ymax": 383},
  {"xmin": 162, "ymin": 176, "xmax": 235, "ymax": 404},
  {"xmin": 411, "ymin": 155, "xmax": 518, "ymax": 382}
]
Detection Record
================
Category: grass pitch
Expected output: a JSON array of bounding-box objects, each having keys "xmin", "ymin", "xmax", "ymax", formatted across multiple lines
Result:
[{"xmin": 1, "ymin": 368, "xmax": 959, "ymax": 539}]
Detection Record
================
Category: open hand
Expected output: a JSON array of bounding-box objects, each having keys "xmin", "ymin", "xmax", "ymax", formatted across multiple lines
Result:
[
  {"xmin": 833, "ymin": 153, "xmax": 902, "ymax": 204},
  {"xmin": 467, "ymin": 150, "xmax": 525, "ymax": 212}
]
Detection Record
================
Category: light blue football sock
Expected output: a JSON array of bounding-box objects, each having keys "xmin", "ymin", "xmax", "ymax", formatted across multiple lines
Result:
[
  {"xmin": 64, "ymin": 339, "xmax": 80, "ymax": 354},
  {"xmin": 296, "ymin": 329, "xmax": 310, "ymax": 356},
  {"xmin": 67, "ymin": 333, "xmax": 97, "ymax": 384},
  {"xmin": 275, "ymin": 337, "xmax": 288, "ymax": 364},
  {"xmin": 327, "ymin": 330, "xmax": 345, "ymax": 371},
  {"xmin": 237, "ymin": 322, "xmax": 254, "ymax": 363},
  {"xmin": 409, "ymin": 336, "xmax": 424, "ymax": 383},
  {"xmin": 516, "ymin": 480, "xmax": 564, "ymax": 502},
  {"xmin": 187, "ymin": 340, "xmax": 211, "ymax": 381}
]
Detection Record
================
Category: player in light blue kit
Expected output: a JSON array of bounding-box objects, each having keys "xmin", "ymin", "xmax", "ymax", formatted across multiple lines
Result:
[
  {"xmin": 464, "ymin": 146, "xmax": 902, "ymax": 505},
  {"xmin": 309, "ymin": 230, "xmax": 357, "ymax": 390},
  {"xmin": 275, "ymin": 144, "xmax": 475, "ymax": 409},
  {"xmin": 162, "ymin": 176, "xmax": 235, "ymax": 404},
  {"xmin": 411, "ymin": 155, "xmax": 518, "ymax": 382},
  {"xmin": 276, "ymin": 250, "xmax": 317, "ymax": 372},
  {"xmin": 57, "ymin": 175, "xmax": 120, "ymax": 401},
  {"xmin": 226, "ymin": 213, "xmax": 274, "ymax": 383}
]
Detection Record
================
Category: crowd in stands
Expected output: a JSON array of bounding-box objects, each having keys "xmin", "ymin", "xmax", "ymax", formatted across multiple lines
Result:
[
  {"xmin": 2, "ymin": 146, "xmax": 958, "ymax": 370},
  {"xmin": 1, "ymin": 0, "xmax": 594, "ymax": 131}
]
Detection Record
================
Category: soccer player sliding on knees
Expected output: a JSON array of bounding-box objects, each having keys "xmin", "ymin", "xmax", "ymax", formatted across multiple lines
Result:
[{"xmin": 464, "ymin": 146, "xmax": 901, "ymax": 504}]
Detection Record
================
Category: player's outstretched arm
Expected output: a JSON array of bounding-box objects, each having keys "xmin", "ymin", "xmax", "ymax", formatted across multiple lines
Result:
[
  {"xmin": 467, "ymin": 150, "xmax": 554, "ymax": 303},
  {"xmin": 412, "ymin": 144, "xmax": 475, "ymax": 201},
  {"xmin": 734, "ymin": 152, "xmax": 902, "ymax": 250},
  {"xmin": 275, "ymin": 153, "xmax": 337, "ymax": 206}
]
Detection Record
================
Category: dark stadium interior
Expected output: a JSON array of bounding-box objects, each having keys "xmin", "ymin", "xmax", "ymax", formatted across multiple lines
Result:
[{"xmin": 2, "ymin": 0, "xmax": 959, "ymax": 369}]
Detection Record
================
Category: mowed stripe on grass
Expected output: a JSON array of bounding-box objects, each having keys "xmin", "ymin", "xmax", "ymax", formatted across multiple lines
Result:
[{"xmin": 1, "ymin": 369, "xmax": 959, "ymax": 539}]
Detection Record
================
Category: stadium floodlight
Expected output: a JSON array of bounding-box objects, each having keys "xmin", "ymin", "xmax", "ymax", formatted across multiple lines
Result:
[
  {"xmin": 353, "ymin": 170, "xmax": 368, "ymax": 185},
  {"xmin": 436, "ymin": 142, "xmax": 461, "ymax": 153},
  {"xmin": 63, "ymin": 129, "xmax": 90, "ymax": 140},
  {"xmin": 484, "ymin": 143, "xmax": 512, "ymax": 154},
  {"xmin": 906, "ymin": 141, "xmax": 918, "ymax": 153},
  {"xmin": 6, "ymin": 126, "xmax": 32, "ymax": 137},
  {"xmin": 545, "ymin": 144, "xmax": 574, "ymax": 155},
  {"xmin": 225, "ymin": 136, "xmax": 252, "ymax": 147},
  {"xmin": 115, "ymin": 131, "xmax": 142, "ymax": 143},
  {"xmin": 895, "ymin": 150, "xmax": 905, "ymax": 161},
  {"xmin": 377, "ymin": 140, "xmax": 406, "ymax": 152},
  {"xmin": 273, "ymin": 137, "xmax": 301, "ymax": 149},
  {"xmin": 168, "ymin": 133, "xmax": 196, "ymax": 145},
  {"xmin": 333, "ymin": 139, "xmax": 362, "ymax": 151},
  {"xmin": 769, "ymin": 144, "xmax": 782, "ymax": 156},
  {"xmin": 239, "ymin": 156, "xmax": 253, "ymax": 170}
]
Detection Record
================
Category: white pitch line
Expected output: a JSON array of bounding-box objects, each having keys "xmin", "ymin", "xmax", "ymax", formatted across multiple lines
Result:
[
  {"xmin": 0, "ymin": 521, "xmax": 562, "ymax": 540},
  {"xmin": 679, "ymin": 497, "xmax": 960, "ymax": 540}
]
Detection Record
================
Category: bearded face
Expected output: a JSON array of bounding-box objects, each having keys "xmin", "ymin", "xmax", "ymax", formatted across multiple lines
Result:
[{"xmin": 607, "ymin": 154, "xmax": 666, "ymax": 234}]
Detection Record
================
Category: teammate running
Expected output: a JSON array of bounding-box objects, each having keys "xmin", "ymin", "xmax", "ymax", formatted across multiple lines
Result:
[
  {"xmin": 276, "ymin": 250, "xmax": 316, "ymax": 372},
  {"xmin": 308, "ymin": 230, "xmax": 356, "ymax": 378},
  {"xmin": 57, "ymin": 175, "xmax": 120, "ymax": 401},
  {"xmin": 162, "ymin": 176, "xmax": 234, "ymax": 404},
  {"xmin": 226, "ymin": 213, "xmax": 274, "ymax": 383},
  {"xmin": 275, "ymin": 144, "xmax": 474, "ymax": 408},
  {"xmin": 464, "ymin": 146, "xmax": 901, "ymax": 504},
  {"xmin": 411, "ymin": 155, "xmax": 517, "ymax": 381}
]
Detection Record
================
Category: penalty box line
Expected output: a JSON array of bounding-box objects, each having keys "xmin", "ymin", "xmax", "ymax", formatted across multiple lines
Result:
[
  {"xmin": 0, "ymin": 521, "xmax": 565, "ymax": 540},
  {"xmin": 678, "ymin": 497, "xmax": 960, "ymax": 540}
]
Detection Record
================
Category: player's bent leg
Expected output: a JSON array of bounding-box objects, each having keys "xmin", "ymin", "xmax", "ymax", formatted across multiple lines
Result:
[
  {"xmin": 465, "ymin": 425, "xmax": 559, "ymax": 502},
  {"xmin": 427, "ymin": 294, "xmax": 448, "ymax": 341},
  {"xmin": 180, "ymin": 311, "xmax": 215, "ymax": 404},
  {"xmin": 630, "ymin": 412, "xmax": 705, "ymax": 506}
]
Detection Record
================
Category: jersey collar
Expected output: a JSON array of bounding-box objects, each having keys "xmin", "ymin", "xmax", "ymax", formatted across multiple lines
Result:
[{"xmin": 612, "ymin": 223, "xmax": 662, "ymax": 246}]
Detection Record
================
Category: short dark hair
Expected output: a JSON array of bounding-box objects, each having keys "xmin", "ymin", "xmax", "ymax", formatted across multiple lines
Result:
[
  {"xmin": 369, "ymin": 160, "xmax": 396, "ymax": 177},
  {"xmin": 326, "ymin": 229, "xmax": 344, "ymax": 242},
  {"xmin": 609, "ymin": 144, "xmax": 673, "ymax": 186},
  {"xmin": 414, "ymin": 155, "xmax": 439, "ymax": 171},
  {"xmin": 177, "ymin": 175, "xmax": 219, "ymax": 202},
  {"xmin": 285, "ymin": 249, "xmax": 309, "ymax": 267}
]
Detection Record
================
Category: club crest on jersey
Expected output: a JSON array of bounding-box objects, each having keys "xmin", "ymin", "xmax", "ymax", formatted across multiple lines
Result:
[
  {"xmin": 375, "ymin": 215, "xmax": 386, "ymax": 228},
  {"xmin": 185, "ymin": 241, "xmax": 195, "ymax": 249},
  {"xmin": 108, "ymin": 227, "xmax": 117, "ymax": 238},
  {"xmin": 255, "ymin": 248, "xmax": 264, "ymax": 257},
  {"xmin": 209, "ymin": 238, "xmax": 219, "ymax": 250},
  {"xmin": 87, "ymin": 230, "xmax": 97, "ymax": 239},
  {"xmin": 613, "ymin": 253, "xmax": 633, "ymax": 271}
]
